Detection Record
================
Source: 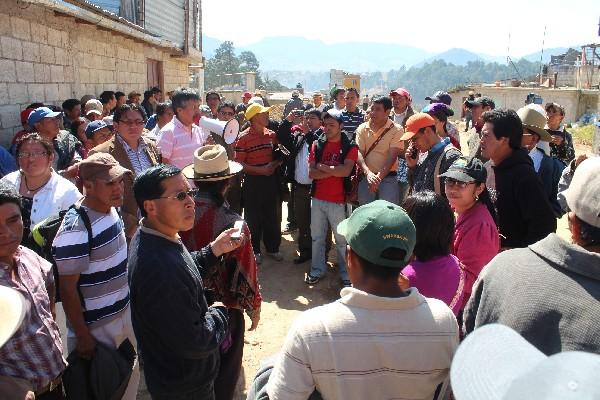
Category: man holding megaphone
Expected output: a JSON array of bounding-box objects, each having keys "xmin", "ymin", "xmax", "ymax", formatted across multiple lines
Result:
[
  {"xmin": 233, "ymin": 103, "xmax": 283, "ymax": 265},
  {"xmin": 156, "ymin": 90, "xmax": 210, "ymax": 171}
]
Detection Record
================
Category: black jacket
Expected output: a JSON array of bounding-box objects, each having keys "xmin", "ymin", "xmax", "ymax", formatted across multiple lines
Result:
[
  {"xmin": 128, "ymin": 227, "xmax": 228, "ymax": 397},
  {"xmin": 493, "ymin": 148, "xmax": 556, "ymax": 248},
  {"xmin": 536, "ymin": 149, "xmax": 566, "ymax": 217},
  {"xmin": 277, "ymin": 119, "xmax": 321, "ymax": 184}
]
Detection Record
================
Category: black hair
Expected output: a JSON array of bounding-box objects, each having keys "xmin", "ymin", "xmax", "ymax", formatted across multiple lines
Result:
[
  {"xmin": 172, "ymin": 90, "xmax": 201, "ymax": 116},
  {"xmin": 99, "ymin": 91, "xmax": 116, "ymax": 105},
  {"xmin": 345, "ymin": 87, "xmax": 359, "ymax": 98},
  {"xmin": 0, "ymin": 181, "xmax": 22, "ymax": 212},
  {"xmin": 402, "ymin": 191, "xmax": 454, "ymax": 261},
  {"xmin": 62, "ymin": 98, "xmax": 81, "ymax": 111},
  {"xmin": 150, "ymin": 86, "xmax": 162, "ymax": 94},
  {"xmin": 26, "ymin": 102, "xmax": 44, "ymax": 109},
  {"xmin": 482, "ymin": 109, "xmax": 523, "ymax": 150},
  {"xmin": 372, "ymin": 96, "xmax": 393, "ymax": 111},
  {"xmin": 304, "ymin": 108, "xmax": 323, "ymax": 119},
  {"xmin": 354, "ymin": 250, "xmax": 405, "ymax": 281},
  {"xmin": 577, "ymin": 216, "xmax": 600, "ymax": 246},
  {"xmin": 143, "ymin": 90, "xmax": 153, "ymax": 100},
  {"xmin": 113, "ymin": 103, "xmax": 145, "ymax": 122},
  {"xmin": 133, "ymin": 164, "xmax": 182, "ymax": 217},
  {"xmin": 193, "ymin": 179, "xmax": 230, "ymax": 207},
  {"xmin": 115, "ymin": 91, "xmax": 125, "ymax": 100},
  {"xmin": 155, "ymin": 102, "xmax": 173, "ymax": 117},
  {"xmin": 205, "ymin": 91, "xmax": 221, "ymax": 102},
  {"xmin": 218, "ymin": 101, "xmax": 235, "ymax": 113}
]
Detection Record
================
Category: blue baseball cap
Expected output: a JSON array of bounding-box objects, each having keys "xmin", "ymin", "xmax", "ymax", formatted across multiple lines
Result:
[
  {"xmin": 85, "ymin": 120, "xmax": 109, "ymax": 138},
  {"xmin": 27, "ymin": 107, "xmax": 62, "ymax": 127}
]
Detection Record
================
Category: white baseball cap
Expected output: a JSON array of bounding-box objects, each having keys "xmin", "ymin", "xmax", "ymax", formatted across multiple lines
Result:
[{"xmin": 564, "ymin": 157, "xmax": 600, "ymax": 228}]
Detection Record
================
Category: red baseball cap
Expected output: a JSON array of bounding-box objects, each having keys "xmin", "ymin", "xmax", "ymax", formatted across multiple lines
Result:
[
  {"xmin": 389, "ymin": 88, "xmax": 412, "ymax": 103},
  {"xmin": 242, "ymin": 91, "xmax": 252, "ymax": 98},
  {"xmin": 399, "ymin": 113, "xmax": 436, "ymax": 141},
  {"xmin": 20, "ymin": 108, "xmax": 35, "ymax": 126}
]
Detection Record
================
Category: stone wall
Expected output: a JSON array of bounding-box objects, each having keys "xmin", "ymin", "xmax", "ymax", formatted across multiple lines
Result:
[{"xmin": 0, "ymin": 0, "xmax": 193, "ymax": 146}]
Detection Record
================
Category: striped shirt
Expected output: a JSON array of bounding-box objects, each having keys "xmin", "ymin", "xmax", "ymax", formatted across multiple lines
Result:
[
  {"xmin": 0, "ymin": 247, "xmax": 67, "ymax": 391},
  {"xmin": 116, "ymin": 134, "xmax": 153, "ymax": 175},
  {"xmin": 234, "ymin": 127, "xmax": 277, "ymax": 169},
  {"xmin": 267, "ymin": 287, "xmax": 459, "ymax": 400},
  {"xmin": 341, "ymin": 108, "xmax": 365, "ymax": 140},
  {"xmin": 52, "ymin": 206, "xmax": 130, "ymax": 329},
  {"xmin": 156, "ymin": 116, "xmax": 209, "ymax": 169}
]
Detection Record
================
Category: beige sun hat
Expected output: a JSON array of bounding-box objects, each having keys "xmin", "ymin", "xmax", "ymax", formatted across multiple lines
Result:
[
  {"xmin": 0, "ymin": 286, "xmax": 28, "ymax": 348},
  {"xmin": 182, "ymin": 145, "xmax": 243, "ymax": 181},
  {"xmin": 517, "ymin": 106, "xmax": 553, "ymax": 142}
]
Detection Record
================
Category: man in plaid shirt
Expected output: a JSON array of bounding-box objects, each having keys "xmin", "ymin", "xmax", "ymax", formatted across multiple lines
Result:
[{"xmin": 0, "ymin": 181, "xmax": 67, "ymax": 399}]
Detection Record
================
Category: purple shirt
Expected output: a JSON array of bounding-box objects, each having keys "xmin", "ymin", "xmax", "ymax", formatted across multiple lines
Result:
[
  {"xmin": 403, "ymin": 254, "xmax": 464, "ymax": 316},
  {"xmin": 452, "ymin": 202, "xmax": 499, "ymax": 309}
]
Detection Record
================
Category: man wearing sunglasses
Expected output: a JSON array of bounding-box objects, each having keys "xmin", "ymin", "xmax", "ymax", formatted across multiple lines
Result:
[
  {"xmin": 129, "ymin": 164, "xmax": 242, "ymax": 399},
  {"xmin": 402, "ymin": 113, "xmax": 461, "ymax": 196}
]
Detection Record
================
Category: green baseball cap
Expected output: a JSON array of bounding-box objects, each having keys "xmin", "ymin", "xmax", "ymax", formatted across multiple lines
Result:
[{"xmin": 337, "ymin": 200, "xmax": 416, "ymax": 268}]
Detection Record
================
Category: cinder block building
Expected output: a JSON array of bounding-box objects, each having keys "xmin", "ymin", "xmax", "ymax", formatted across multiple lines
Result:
[{"xmin": 0, "ymin": 0, "xmax": 203, "ymax": 145}]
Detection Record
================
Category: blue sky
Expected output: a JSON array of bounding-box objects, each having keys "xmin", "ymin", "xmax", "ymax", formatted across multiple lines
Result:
[{"xmin": 203, "ymin": 0, "xmax": 599, "ymax": 56}]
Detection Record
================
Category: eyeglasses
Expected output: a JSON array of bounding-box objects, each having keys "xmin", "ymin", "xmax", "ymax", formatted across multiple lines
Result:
[
  {"xmin": 155, "ymin": 189, "xmax": 197, "ymax": 201},
  {"xmin": 219, "ymin": 111, "xmax": 235, "ymax": 116},
  {"xmin": 444, "ymin": 178, "xmax": 475, "ymax": 189},
  {"xmin": 118, "ymin": 120, "xmax": 145, "ymax": 127},
  {"xmin": 17, "ymin": 151, "xmax": 49, "ymax": 159}
]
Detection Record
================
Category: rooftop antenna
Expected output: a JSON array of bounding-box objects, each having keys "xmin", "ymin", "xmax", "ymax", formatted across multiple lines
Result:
[
  {"xmin": 539, "ymin": 25, "xmax": 547, "ymax": 85},
  {"xmin": 506, "ymin": 30, "xmax": 524, "ymax": 81}
]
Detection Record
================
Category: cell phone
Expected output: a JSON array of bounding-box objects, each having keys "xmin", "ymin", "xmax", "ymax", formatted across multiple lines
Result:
[
  {"xmin": 231, "ymin": 220, "xmax": 244, "ymax": 240},
  {"xmin": 294, "ymin": 110, "xmax": 304, "ymax": 116}
]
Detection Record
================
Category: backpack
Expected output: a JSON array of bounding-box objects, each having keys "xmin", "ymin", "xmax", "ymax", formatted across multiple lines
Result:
[{"xmin": 30, "ymin": 204, "xmax": 93, "ymax": 302}]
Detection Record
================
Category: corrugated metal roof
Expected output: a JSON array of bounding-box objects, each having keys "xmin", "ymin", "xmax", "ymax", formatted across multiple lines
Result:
[
  {"xmin": 145, "ymin": 0, "xmax": 186, "ymax": 48},
  {"xmin": 86, "ymin": 0, "xmax": 119, "ymax": 14}
]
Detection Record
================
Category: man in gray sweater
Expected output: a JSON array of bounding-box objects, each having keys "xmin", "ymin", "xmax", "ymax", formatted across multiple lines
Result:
[{"xmin": 464, "ymin": 157, "xmax": 600, "ymax": 355}]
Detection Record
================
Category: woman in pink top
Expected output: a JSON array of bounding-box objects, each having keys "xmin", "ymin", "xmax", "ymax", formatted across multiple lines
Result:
[
  {"xmin": 402, "ymin": 191, "xmax": 465, "ymax": 316},
  {"xmin": 440, "ymin": 157, "xmax": 499, "ymax": 311}
]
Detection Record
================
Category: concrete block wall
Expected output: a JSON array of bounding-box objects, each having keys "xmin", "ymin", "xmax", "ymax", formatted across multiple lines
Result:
[{"xmin": 0, "ymin": 0, "xmax": 194, "ymax": 146}]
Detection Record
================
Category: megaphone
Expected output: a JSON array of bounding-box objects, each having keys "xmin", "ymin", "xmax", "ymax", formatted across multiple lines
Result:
[{"xmin": 199, "ymin": 116, "xmax": 240, "ymax": 145}]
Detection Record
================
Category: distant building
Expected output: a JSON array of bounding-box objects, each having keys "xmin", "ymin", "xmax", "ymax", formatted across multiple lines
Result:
[
  {"xmin": 330, "ymin": 69, "xmax": 361, "ymax": 92},
  {"xmin": 0, "ymin": 0, "xmax": 203, "ymax": 145}
]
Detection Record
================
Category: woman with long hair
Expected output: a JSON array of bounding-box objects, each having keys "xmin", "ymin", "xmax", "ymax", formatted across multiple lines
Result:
[
  {"xmin": 402, "ymin": 191, "xmax": 465, "ymax": 316},
  {"xmin": 440, "ymin": 157, "xmax": 499, "ymax": 310},
  {"xmin": 180, "ymin": 145, "xmax": 261, "ymax": 400}
]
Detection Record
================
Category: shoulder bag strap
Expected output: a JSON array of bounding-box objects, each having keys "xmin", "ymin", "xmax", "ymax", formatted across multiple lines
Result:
[{"xmin": 433, "ymin": 145, "xmax": 455, "ymax": 195}]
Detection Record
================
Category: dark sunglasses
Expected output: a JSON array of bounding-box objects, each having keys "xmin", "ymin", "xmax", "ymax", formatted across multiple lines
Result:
[{"xmin": 155, "ymin": 189, "xmax": 197, "ymax": 201}]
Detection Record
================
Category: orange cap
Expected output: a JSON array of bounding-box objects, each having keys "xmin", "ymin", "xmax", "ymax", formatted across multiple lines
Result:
[{"xmin": 399, "ymin": 113, "xmax": 436, "ymax": 140}]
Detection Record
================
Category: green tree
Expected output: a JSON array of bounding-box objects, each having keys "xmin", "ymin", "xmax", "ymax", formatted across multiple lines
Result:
[
  {"xmin": 204, "ymin": 41, "xmax": 287, "ymax": 92},
  {"xmin": 204, "ymin": 41, "xmax": 240, "ymax": 89}
]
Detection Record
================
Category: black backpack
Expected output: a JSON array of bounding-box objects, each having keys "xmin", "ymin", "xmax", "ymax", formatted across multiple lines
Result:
[{"xmin": 30, "ymin": 204, "xmax": 93, "ymax": 302}]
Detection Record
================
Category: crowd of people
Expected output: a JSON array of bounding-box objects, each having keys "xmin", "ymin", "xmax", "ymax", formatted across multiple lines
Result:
[{"xmin": 0, "ymin": 83, "xmax": 598, "ymax": 400}]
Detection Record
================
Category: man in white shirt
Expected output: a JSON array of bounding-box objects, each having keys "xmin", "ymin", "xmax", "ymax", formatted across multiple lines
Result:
[{"xmin": 267, "ymin": 200, "xmax": 459, "ymax": 400}]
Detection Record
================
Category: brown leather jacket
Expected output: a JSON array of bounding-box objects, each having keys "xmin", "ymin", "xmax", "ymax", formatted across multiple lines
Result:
[{"xmin": 89, "ymin": 135, "xmax": 161, "ymax": 238}]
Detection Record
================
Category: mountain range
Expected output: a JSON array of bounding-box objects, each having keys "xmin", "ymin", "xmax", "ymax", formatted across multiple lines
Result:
[{"xmin": 202, "ymin": 35, "xmax": 571, "ymax": 72}]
